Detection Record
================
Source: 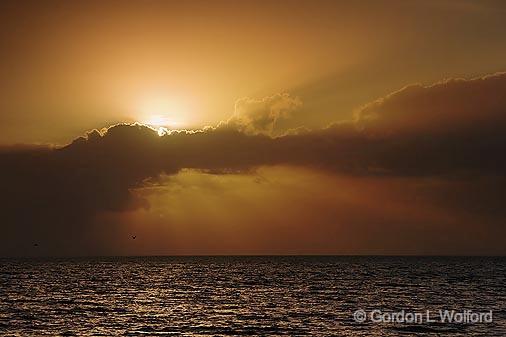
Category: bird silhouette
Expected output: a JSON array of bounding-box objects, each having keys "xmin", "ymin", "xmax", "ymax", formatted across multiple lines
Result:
[{"xmin": 132, "ymin": 235, "xmax": 136, "ymax": 240}]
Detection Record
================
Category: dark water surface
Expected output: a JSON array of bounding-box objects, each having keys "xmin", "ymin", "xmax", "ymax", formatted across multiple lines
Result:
[{"xmin": 1, "ymin": 256, "xmax": 505, "ymax": 336}]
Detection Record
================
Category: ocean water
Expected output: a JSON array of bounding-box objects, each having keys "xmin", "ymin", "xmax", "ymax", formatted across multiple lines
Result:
[{"xmin": 1, "ymin": 256, "xmax": 505, "ymax": 336}]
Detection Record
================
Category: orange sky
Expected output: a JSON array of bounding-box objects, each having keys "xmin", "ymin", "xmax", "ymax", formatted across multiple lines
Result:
[
  {"xmin": 1, "ymin": 0, "xmax": 506, "ymax": 256},
  {"xmin": 1, "ymin": 0, "xmax": 506, "ymax": 144}
]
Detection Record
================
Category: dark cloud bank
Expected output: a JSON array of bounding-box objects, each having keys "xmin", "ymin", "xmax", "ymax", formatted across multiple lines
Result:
[{"xmin": 1, "ymin": 73, "xmax": 506, "ymax": 255}]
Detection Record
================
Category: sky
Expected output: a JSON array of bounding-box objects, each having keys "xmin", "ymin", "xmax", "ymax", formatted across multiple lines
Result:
[{"xmin": 1, "ymin": 0, "xmax": 505, "ymax": 256}]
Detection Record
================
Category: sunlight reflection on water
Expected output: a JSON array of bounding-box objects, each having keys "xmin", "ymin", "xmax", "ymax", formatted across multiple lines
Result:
[{"xmin": 1, "ymin": 256, "xmax": 505, "ymax": 336}]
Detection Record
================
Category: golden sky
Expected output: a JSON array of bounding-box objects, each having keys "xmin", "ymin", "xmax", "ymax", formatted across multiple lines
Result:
[
  {"xmin": 2, "ymin": 0, "xmax": 506, "ymax": 144},
  {"xmin": 1, "ymin": 0, "xmax": 506, "ymax": 256}
]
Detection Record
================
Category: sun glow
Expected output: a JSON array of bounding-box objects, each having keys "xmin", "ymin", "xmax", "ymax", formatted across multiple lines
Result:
[
  {"xmin": 137, "ymin": 96, "xmax": 188, "ymax": 129},
  {"xmin": 145, "ymin": 115, "xmax": 172, "ymax": 127}
]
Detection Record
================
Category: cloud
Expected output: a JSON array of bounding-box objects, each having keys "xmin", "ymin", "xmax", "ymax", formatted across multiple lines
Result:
[
  {"xmin": 349, "ymin": 72, "xmax": 506, "ymax": 176},
  {"xmin": 228, "ymin": 93, "xmax": 303, "ymax": 136},
  {"xmin": 1, "ymin": 72, "xmax": 506, "ymax": 255},
  {"xmin": 356, "ymin": 72, "xmax": 506, "ymax": 136}
]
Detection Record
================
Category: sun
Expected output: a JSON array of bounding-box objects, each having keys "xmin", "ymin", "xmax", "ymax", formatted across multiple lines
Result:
[
  {"xmin": 137, "ymin": 96, "xmax": 188, "ymax": 129},
  {"xmin": 142, "ymin": 114, "xmax": 172, "ymax": 136},
  {"xmin": 144, "ymin": 114, "xmax": 171, "ymax": 127}
]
